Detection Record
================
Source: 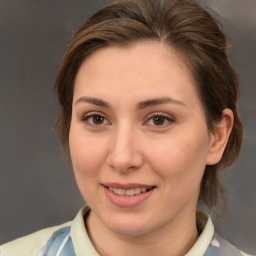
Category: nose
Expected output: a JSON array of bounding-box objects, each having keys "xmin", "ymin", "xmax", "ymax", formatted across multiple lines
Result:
[{"xmin": 106, "ymin": 125, "xmax": 143, "ymax": 172}]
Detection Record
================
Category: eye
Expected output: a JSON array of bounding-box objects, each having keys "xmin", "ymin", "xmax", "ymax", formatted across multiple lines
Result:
[
  {"xmin": 146, "ymin": 113, "xmax": 174, "ymax": 127},
  {"xmin": 81, "ymin": 113, "xmax": 110, "ymax": 126}
]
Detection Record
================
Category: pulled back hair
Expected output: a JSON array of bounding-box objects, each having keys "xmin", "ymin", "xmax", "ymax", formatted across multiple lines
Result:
[{"xmin": 54, "ymin": 0, "xmax": 244, "ymax": 218}]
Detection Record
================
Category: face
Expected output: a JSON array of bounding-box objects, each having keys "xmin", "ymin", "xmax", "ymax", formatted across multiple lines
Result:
[{"xmin": 69, "ymin": 42, "xmax": 215, "ymax": 237}]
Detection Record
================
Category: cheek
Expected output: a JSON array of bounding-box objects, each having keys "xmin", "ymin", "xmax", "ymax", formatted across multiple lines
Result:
[
  {"xmin": 69, "ymin": 127, "xmax": 107, "ymax": 180},
  {"xmin": 147, "ymin": 134, "xmax": 208, "ymax": 213},
  {"xmin": 69, "ymin": 127, "xmax": 110, "ymax": 204},
  {"xmin": 147, "ymin": 130, "xmax": 209, "ymax": 187}
]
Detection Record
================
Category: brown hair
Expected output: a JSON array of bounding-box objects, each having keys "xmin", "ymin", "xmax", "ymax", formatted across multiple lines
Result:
[{"xmin": 54, "ymin": 0, "xmax": 244, "ymax": 217}]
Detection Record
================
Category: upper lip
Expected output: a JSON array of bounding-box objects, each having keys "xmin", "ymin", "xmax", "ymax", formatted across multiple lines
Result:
[{"xmin": 102, "ymin": 182, "xmax": 155, "ymax": 190}]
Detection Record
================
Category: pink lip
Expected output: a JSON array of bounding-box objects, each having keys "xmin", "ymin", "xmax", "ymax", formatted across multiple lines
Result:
[
  {"xmin": 103, "ymin": 182, "xmax": 154, "ymax": 190},
  {"xmin": 102, "ymin": 183, "xmax": 156, "ymax": 208}
]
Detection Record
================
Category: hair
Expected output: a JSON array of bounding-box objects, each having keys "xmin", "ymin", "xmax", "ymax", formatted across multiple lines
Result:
[{"xmin": 54, "ymin": 0, "xmax": 244, "ymax": 219}]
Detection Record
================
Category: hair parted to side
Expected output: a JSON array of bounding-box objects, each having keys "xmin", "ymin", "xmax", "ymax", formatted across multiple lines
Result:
[{"xmin": 54, "ymin": 0, "xmax": 244, "ymax": 218}]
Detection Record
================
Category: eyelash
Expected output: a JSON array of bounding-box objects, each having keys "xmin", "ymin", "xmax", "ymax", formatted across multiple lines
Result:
[
  {"xmin": 80, "ymin": 112, "xmax": 175, "ymax": 128},
  {"xmin": 80, "ymin": 112, "xmax": 110, "ymax": 126}
]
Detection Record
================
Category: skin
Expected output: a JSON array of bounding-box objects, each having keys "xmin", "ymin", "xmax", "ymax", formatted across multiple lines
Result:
[{"xmin": 69, "ymin": 42, "xmax": 233, "ymax": 256}]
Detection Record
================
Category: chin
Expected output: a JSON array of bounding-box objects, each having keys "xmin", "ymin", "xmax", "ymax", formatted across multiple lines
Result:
[
  {"xmin": 102, "ymin": 214, "xmax": 156, "ymax": 237},
  {"xmin": 110, "ymin": 224, "xmax": 151, "ymax": 237}
]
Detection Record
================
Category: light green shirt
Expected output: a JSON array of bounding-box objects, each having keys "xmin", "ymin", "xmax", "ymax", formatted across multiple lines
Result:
[{"xmin": 0, "ymin": 205, "xmax": 253, "ymax": 256}]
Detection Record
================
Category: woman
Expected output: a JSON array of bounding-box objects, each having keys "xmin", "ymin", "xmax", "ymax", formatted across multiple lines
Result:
[{"xmin": 0, "ymin": 0, "xmax": 253, "ymax": 255}]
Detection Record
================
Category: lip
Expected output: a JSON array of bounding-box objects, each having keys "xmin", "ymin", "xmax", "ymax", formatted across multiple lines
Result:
[
  {"xmin": 103, "ymin": 182, "xmax": 155, "ymax": 190},
  {"xmin": 102, "ymin": 183, "xmax": 156, "ymax": 208}
]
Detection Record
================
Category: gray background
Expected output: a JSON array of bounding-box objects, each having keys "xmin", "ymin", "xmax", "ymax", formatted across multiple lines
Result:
[{"xmin": 0, "ymin": 0, "xmax": 255, "ymax": 254}]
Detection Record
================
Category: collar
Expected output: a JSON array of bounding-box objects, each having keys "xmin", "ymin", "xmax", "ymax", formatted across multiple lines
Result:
[{"xmin": 70, "ymin": 206, "xmax": 215, "ymax": 256}]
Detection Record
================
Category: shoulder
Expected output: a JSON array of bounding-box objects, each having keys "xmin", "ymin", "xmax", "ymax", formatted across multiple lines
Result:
[{"xmin": 0, "ymin": 221, "xmax": 72, "ymax": 256}]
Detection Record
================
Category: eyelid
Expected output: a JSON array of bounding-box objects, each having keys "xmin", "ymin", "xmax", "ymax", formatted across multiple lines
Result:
[{"xmin": 147, "ymin": 112, "xmax": 174, "ymax": 120}]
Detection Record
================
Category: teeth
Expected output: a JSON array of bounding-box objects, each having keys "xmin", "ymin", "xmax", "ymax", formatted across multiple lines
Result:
[
  {"xmin": 134, "ymin": 188, "xmax": 141, "ymax": 195},
  {"xmin": 108, "ymin": 187, "xmax": 149, "ymax": 196},
  {"xmin": 117, "ymin": 188, "xmax": 125, "ymax": 196},
  {"xmin": 126, "ymin": 189, "xmax": 134, "ymax": 196},
  {"xmin": 141, "ymin": 188, "xmax": 147, "ymax": 193}
]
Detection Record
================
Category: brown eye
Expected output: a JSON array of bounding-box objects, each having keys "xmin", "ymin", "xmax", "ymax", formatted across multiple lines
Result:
[
  {"xmin": 145, "ymin": 113, "xmax": 174, "ymax": 127},
  {"xmin": 82, "ymin": 113, "xmax": 109, "ymax": 126},
  {"xmin": 153, "ymin": 116, "xmax": 165, "ymax": 125},
  {"xmin": 93, "ymin": 115, "xmax": 105, "ymax": 125}
]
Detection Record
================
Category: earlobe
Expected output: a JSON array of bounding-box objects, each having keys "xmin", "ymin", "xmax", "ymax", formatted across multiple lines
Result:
[{"xmin": 206, "ymin": 108, "xmax": 234, "ymax": 165}]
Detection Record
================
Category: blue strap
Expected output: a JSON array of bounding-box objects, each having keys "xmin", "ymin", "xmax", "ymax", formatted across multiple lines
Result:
[{"xmin": 37, "ymin": 226, "xmax": 76, "ymax": 256}]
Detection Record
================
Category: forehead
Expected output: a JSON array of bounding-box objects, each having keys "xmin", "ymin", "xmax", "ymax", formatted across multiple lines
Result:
[{"xmin": 73, "ymin": 42, "xmax": 199, "ymax": 108}]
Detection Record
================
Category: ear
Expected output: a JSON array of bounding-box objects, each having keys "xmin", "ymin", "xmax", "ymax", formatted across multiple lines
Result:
[{"xmin": 206, "ymin": 108, "xmax": 234, "ymax": 165}]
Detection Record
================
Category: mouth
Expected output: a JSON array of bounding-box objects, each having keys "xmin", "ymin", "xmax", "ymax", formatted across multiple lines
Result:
[
  {"xmin": 102, "ymin": 183, "xmax": 156, "ymax": 207},
  {"xmin": 105, "ymin": 186, "xmax": 153, "ymax": 196},
  {"xmin": 102, "ymin": 182, "xmax": 156, "ymax": 196}
]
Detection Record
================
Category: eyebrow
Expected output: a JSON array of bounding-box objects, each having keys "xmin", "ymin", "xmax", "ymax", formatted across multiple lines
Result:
[
  {"xmin": 75, "ymin": 97, "xmax": 112, "ymax": 108},
  {"xmin": 137, "ymin": 97, "xmax": 187, "ymax": 109},
  {"xmin": 74, "ymin": 96, "xmax": 186, "ymax": 109}
]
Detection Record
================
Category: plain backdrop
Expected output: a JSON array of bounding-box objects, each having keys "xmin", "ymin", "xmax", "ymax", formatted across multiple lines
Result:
[{"xmin": 0, "ymin": 0, "xmax": 255, "ymax": 254}]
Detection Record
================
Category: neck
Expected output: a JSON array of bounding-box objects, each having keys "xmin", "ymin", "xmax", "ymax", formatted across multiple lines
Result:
[{"xmin": 85, "ymin": 209, "xmax": 199, "ymax": 256}]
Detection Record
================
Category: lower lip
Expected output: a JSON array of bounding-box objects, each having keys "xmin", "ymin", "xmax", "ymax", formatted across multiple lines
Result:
[{"xmin": 103, "ymin": 186, "xmax": 155, "ymax": 208}]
